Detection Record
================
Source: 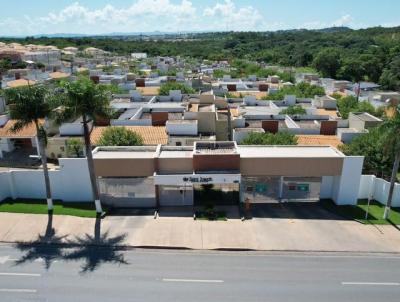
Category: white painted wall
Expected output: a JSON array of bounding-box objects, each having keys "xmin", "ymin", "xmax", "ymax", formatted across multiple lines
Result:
[
  {"xmin": 59, "ymin": 121, "xmax": 93, "ymax": 136},
  {"xmin": 320, "ymin": 176, "xmax": 334, "ymax": 199},
  {"xmin": 166, "ymin": 120, "xmax": 198, "ymax": 136},
  {"xmin": 0, "ymin": 158, "xmax": 92, "ymax": 203},
  {"xmin": 358, "ymin": 175, "xmax": 400, "ymax": 207},
  {"xmin": 332, "ymin": 156, "xmax": 364, "ymax": 205},
  {"xmin": 56, "ymin": 158, "xmax": 92, "ymax": 201}
]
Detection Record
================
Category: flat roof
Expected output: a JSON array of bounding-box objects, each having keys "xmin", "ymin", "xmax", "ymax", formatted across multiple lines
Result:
[
  {"xmin": 93, "ymin": 151, "xmax": 155, "ymax": 159},
  {"xmin": 159, "ymin": 150, "xmax": 193, "ymax": 158},
  {"xmin": 352, "ymin": 112, "xmax": 382, "ymax": 122},
  {"xmin": 237, "ymin": 146, "xmax": 344, "ymax": 158},
  {"xmin": 93, "ymin": 146, "xmax": 157, "ymax": 159},
  {"xmin": 93, "ymin": 144, "xmax": 345, "ymax": 159}
]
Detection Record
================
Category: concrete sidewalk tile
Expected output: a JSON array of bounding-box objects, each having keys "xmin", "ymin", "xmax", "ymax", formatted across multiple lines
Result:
[{"xmin": 1, "ymin": 212, "xmax": 400, "ymax": 252}]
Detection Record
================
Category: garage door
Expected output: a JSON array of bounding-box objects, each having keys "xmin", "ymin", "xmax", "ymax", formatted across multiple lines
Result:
[
  {"xmin": 159, "ymin": 186, "xmax": 193, "ymax": 206},
  {"xmin": 242, "ymin": 176, "xmax": 280, "ymax": 203},
  {"xmin": 98, "ymin": 177, "xmax": 157, "ymax": 208},
  {"xmin": 282, "ymin": 177, "xmax": 322, "ymax": 201}
]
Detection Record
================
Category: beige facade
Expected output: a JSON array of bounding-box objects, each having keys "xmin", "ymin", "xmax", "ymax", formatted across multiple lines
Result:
[
  {"xmin": 240, "ymin": 158, "xmax": 343, "ymax": 177},
  {"xmin": 93, "ymin": 144, "xmax": 345, "ymax": 178},
  {"xmin": 157, "ymin": 157, "xmax": 193, "ymax": 174},
  {"xmin": 92, "ymin": 143, "xmax": 363, "ymax": 207}
]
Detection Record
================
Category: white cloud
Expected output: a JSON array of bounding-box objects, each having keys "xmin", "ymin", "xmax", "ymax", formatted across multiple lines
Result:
[
  {"xmin": 0, "ymin": 0, "xmax": 273, "ymax": 35},
  {"xmin": 203, "ymin": 0, "xmax": 267, "ymax": 31},
  {"xmin": 0, "ymin": 1, "xmax": 199, "ymax": 35},
  {"xmin": 331, "ymin": 14, "xmax": 353, "ymax": 27},
  {"xmin": 300, "ymin": 14, "xmax": 359, "ymax": 30}
]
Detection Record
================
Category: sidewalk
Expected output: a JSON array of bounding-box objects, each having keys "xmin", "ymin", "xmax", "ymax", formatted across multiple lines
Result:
[{"xmin": 1, "ymin": 212, "xmax": 400, "ymax": 252}]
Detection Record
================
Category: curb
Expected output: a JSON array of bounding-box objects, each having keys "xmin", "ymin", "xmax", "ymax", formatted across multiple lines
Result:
[{"xmin": 2, "ymin": 240, "xmax": 400, "ymax": 255}]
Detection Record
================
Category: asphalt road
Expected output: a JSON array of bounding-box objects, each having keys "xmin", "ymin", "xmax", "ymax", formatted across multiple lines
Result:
[{"xmin": 0, "ymin": 243, "xmax": 400, "ymax": 302}]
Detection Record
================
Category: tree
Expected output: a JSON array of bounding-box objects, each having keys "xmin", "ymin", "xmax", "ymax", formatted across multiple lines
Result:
[
  {"xmin": 5, "ymin": 85, "xmax": 54, "ymax": 211},
  {"xmin": 158, "ymin": 82, "xmax": 195, "ymax": 95},
  {"xmin": 55, "ymin": 77, "xmax": 113, "ymax": 214},
  {"xmin": 280, "ymin": 105, "xmax": 307, "ymax": 115},
  {"xmin": 339, "ymin": 128, "xmax": 394, "ymax": 178},
  {"xmin": 0, "ymin": 59, "xmax": 12, "ymax": 73},
  {"xmin": 379, "ymin": 56, "xmax": 400, "ymax": 91},
  {"xmin": 35, "ymin": 62, "xmax": 46, "ymax": 70},
  {"xmin": 338, "ymin": 58, "xmax": 365, "ymax": 101},
  {"xmin": 313, "ymin": 48, "xmax": 341, "ymax": 78},
  {"xmin": 360, "ymin": 54, "xmax": 382, "ymax": 83},
  {"xmin": 381, "ymin": 105, "xmax": 400, "ymax": 219},
  {"xmin": 241, "ymin": 132, "xmax": 298, "ymax": 145},
  {"xmin": 97, "ymin": 127, "xmax": 143, "ymax": 146},
  {"xmin": 66, "ymin": 138, "xmax": 84, "ymax": 158},
  {"xmin": 263, "ymin": 82, "xmax": 325, "ymax": 101},
  {"xmin": 337, "ymin": 96, "xmax": 377, "ymax": 119}
]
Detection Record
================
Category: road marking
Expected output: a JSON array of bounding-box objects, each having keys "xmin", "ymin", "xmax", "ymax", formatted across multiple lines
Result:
[
  {"xmin": 0, "ymin": 289, "xmax": 37, "ymax": 293},
  {"xmin": 0, "ymin": 256, "xmax": 18, "ymax": 264},
  {"xmin": 162, "ymin": 278, "xmax": 224, "ymax": 283},
  {"xmin": 0, "ymin": 272, "xmax": 41, "ymax": 277},
  {"xmin": 342, "ymin": 282, "xmax": 400, "ymax": 286}
]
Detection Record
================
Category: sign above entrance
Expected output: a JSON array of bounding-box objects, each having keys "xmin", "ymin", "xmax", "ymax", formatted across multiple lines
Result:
[
  {"xmin": 154, "ymin": 174, "xmax": 241, "ymax": 186},
  {"xmin": 182, "ymin": 176, "xmax": 213, "ymax": 183}
]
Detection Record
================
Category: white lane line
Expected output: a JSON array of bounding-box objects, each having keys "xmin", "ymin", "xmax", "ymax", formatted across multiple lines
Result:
[
  {"xmin": 0, "ymin": 256, "xmax": 18, "ymax": 264},
  {"xmin": 342, "ymin": 282, "xmax": 400, "ymax": 286},
  {"xmin": 162, "ymin": 278, "xmax": 224, "ymax": 283},
  {"xmin": 0, "ymin": 272, "xmax": 41, "ymax": 277},
  {"xmin": 0, "ymin": 289, "xmax": 37, "ymax": 293}
]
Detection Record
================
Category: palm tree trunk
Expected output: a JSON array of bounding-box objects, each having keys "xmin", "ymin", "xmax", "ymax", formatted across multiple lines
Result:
[
  {"xmin": 35, "ymin": 121, "xmax": 53, "ymax": 211},
  {"xmin": 82, "ymin": 114, "xmax": 103, "ymax": 214},
  {"xmin": 383, "ymin": 151, "xmax": 400, "ymax": 219}
]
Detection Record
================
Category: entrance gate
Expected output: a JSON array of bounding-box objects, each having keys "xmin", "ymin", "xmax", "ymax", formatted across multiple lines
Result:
[{"xmin": 242, "ymin": 176, "xmax": 322, "ymax": 203}]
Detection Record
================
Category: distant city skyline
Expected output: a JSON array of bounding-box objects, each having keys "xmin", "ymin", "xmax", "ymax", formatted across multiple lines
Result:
[{"xmin": 0, "ymin": 0, "xmax": 399, "ymax": 36}]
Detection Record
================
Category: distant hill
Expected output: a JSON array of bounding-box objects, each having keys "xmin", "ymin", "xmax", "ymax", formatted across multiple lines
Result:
[
  {"xmin": 0, "ymin": 27, "xmax": 354, "ymax": 39},
  {"xmin": 1, "ymin": 26, "xmax": 399, "ymax": 90},
  {"xmin": 316, "ymin": 26, "xmax": 352, "ymax": 33}
]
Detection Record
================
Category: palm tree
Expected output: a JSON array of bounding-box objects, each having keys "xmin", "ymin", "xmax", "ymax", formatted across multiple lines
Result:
[
  {"xmin": 4, "ymin": 85, "xmax": 54, "ymax": 211},
  {"xmin": 382, "ymin": 104, "xmax": 400, "ymax": 219},
  {"xmin": 54, "ymin": 77, "xmax": 112, "ymax": 214}
]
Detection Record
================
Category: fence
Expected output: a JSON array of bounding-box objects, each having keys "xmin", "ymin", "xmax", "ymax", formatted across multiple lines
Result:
[{"xmin": 358, "ymin": 175, "xmax": 400, "ymax": 207}]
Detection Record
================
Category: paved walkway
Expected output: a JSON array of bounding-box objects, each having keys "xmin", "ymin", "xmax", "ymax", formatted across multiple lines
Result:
[{"xmin": 1, "ymin": 211, "xmax": 400, "ymax": 252}]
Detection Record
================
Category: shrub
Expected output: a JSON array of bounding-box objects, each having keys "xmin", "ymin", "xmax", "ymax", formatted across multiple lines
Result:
[
  {"xmin": 280, "ymin": 105, "xmax": 307, "ymax": 115},
  {"xmin": 241, "ymin": 132, "xmax": 298, "ymax": 145},
  {"xmin": 158, "ymin": 82, "xmax": 195, "ymax": 95},
  {"xmin": 97, "ymin": 127, "xmax": 144, "ymax": 146}
]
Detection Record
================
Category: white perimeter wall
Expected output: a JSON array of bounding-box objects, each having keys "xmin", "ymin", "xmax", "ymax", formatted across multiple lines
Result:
[
  {"xmin": 321, "ymin": 156, "xmax": 364, "ymax": 205},
  {"xmin": 358, "ymin": 175, "xmax": 400, "ymax": 207},
  {"xmin": 334, "ymin": 156, "xmax": 364, "ymax": 205},
  {"xmin": 0, "ymin": 158, "xmax": 92, "ymax": 202},
  {"xmin": 1, "ymin": 156, "xmax": 398, "ymax": 206}
]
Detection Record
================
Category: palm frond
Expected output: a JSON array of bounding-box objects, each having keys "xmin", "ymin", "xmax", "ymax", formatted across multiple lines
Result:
[{"xmin": 9, "ymin": 120, "xmax": 31, "ymax": 133}]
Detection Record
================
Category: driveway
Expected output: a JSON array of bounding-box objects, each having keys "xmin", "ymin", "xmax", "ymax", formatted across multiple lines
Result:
[
  {"xmin": 1, "ymin": 206, "xmax": 400, "ymax": 252},
  {"xmin": 250, "ymin": 202, "xmax": 344, "ymax": 220}
]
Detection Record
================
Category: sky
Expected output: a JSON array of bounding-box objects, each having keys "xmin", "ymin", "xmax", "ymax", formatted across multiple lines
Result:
[{"xmin": 0, "ymin": 0, "xmax": 399, "ymax": 36}]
